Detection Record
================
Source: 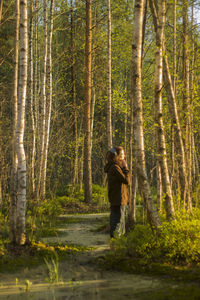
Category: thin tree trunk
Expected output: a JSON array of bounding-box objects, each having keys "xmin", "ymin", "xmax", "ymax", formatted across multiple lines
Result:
[
  {"xmin": 191, "ymin": 4, "xmax": 200, "ymax": 188},
  {"xmin": 129, "ymin": 91, "xmax": 134, "ymax": 222},
  {"xmin": 156, "ymin": 161, "xmax": 162, "ymax": 211},
  {"xmin": 149, "ymin": 0, "xmax": 189, "ymax": 209},
  {"xmin": 0, "ymin": 0, "xmax": 3, "ymax": 24},
  {"xmin": 70, "ymin": 0, "xmax": 78, "ymax": 186},
  {"xmin": 107, "ymin": 0, "xmax": 112, "ymax": 149},
  {"xmin": 170, "ymin": 0, "xmax": 176, "ymax": 192},
  {"xmin": 182, "ymin": 0, "xmax": 192, "ymax": 210},
  {"xmin": 154, "ymin": 0, "xmax": 175, "ymax": 220},
  {"xmin": 16, "ymin": 0, "xmax": 28, "ymax": 244},
  {"xmin": 37, "ymin": 0, "xmax": 48, "ymax": 201},
  {"xmin": 33, "ymin": 0, "xmax": 39, "ymax": 199},
  {"xmin": 29, "ymin": 0, "xmax": 36, "ymax": 195},
  {"xmin": 83, "ymin": 0, "xmax": 92, "ymax": 203},
  {"xmin": 10, "ymin": 0, "xmax": 20, "ymax": 244},
  {"xmin": 91, "ymin": 87, "xmax": 96, "ymax": 151},
  {"xmin": 42, "ymin": 0, "xmax": 55, "ymax": 198},
  {"xmin": 132, "ymin": 0, "xmax": 161, "ymax": 230}
]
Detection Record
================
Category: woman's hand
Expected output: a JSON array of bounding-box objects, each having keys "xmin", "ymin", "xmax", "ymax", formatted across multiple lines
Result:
[{"xmin": 121, "ymin": 159, "xmax": 128, "ymax": 169}]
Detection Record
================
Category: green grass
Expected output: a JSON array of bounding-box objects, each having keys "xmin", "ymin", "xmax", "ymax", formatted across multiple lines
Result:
[{"xmin": 0, "ymin": 241, "xmax": 91, "ymax": 273}]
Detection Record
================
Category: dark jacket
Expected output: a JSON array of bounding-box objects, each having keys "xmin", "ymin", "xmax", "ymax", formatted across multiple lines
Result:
[{"xmin": 104, "ymin": 161, "xmax": 130, "ymax": 206}]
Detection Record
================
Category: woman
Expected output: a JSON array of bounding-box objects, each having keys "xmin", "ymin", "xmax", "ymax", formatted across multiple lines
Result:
[{"xmin": 104, "ymin": 146, "xmax": 130, "ymax": 238}]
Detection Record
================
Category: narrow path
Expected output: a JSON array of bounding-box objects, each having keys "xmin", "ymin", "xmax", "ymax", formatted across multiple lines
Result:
[{"xmin": 0, "ymin": 213, "xmax": 176, "ymax": 300}]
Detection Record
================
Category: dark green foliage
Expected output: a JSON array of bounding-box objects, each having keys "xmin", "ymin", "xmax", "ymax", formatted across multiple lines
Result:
[{"xmin": 104, "ymin": 209, "xmax": 200, "ymax": 274}]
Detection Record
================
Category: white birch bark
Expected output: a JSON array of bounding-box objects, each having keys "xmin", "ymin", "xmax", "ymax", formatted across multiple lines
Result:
[
  {"xmin": 42, "ymin": 0, "xmax": 55, "ymax": 198},
  {"xmin": 29, "ymin": 0, "xmax": 36, "ymax": 195},
  {"xmin": 132, "ymin": 0, "xmax": 161, "ymax": 229},
  {"xmin": 16, "ymin": 0, "xmax": 28, "ymax": 244},
  {"xmin": 154, "ymin": 0, "xmax": 175, "ymax": 219},
  {"xmin": 149, "ymin": 0, "xmax": 189, "ymax": 209}
]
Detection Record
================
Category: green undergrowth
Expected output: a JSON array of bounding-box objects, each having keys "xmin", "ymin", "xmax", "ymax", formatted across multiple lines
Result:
[
  {"xmin": 25, "ymin": 184, "xmax": 109, "ymax": 240},
  {"xmin": 54, "ymin": 184, "xmax": 109, "ymax": 214},
  {"xmin": 0, "ymin": 240, "xmax": 91, "ymax": 273},
  {"xmin": 103, "ymin": 209, "xmax": 200, "ymax": 282}
]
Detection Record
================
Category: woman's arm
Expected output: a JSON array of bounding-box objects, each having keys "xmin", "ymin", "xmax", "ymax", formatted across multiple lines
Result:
[{"xmin": 112, "ymin": 164, "xmax": 130, "ymax": 185}]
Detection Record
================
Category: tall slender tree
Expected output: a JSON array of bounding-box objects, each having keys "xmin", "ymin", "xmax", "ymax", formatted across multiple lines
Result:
[
  {"xmin": 29, "ymin": 0, "xmax": 36, "ymax": 195},
  {"xmin": 15, "ymin": 0, "xmax": 28, "ymax": 244},
  {"xmin": 83, "ymin": 0, "xmax": 92, "ymax": 203},
  {"xmin": 37, "ymin": 0, "xmax": 48, "ymax": 201},
  {"xmin": 150, "ymin": 0, "xmax": 189, "ymax": 209},
  {"xmin": 132, "ymin": 0, "xmax": 161, "ymax": 229},
  {"xmin": 42, "ymin": 0, "xmax": 55, "ymax": 199},
  {"xmin": 70, "ymin": 0, "xmax": 79, "ymax": 186},
  {"xmin": 10, "ymin": 0, "xmax": 20, "ymax": 243},
  {"xmin": 182, "ymin": 0, "xmax": 192, "ymax": 210},
  {"xmin": 107, "ymin": 0, "xmax": 112, "ymax": 149},
  {"xmin": 154, "ymin": 0, "xmax": 175, "ymax": 220}
]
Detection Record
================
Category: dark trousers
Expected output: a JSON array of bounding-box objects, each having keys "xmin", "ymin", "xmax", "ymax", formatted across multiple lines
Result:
[{"xmin": 110, "ymin": 205, "xmax": 121, "ymax": 238}]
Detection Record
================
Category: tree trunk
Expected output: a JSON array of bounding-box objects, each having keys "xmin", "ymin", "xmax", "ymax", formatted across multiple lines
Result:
[
  {"xmin": 70, "ymin": 0, "xmax": 79, "ymax": 186},
  {"xmin": 182, "ymin": 0, "xmax": 192, "ymax": 211},
  {"xmin": 132, "ymin": 0, "xmax": 161, "ymax": 230},
  {"xmin": 29, "ymin": 0, "xmax": 36, "ymax": 195},
  {"xmin": 10, "ymin": 0, "xmax": 20, "ymax": 244},
  {"xmin": 0, "ymin": 0, "xmax": 3, "ymax": 25},
  {"xmin": 156, "ymin": 161, "xmax": 162, "ymax": 211},
  {"xmin": 42, "ymin": 0, "xmax": 55, "ymax": 198},
  {"xmin": 170, "ymin": 0, "xmax": 176, "ymax": 192},
  {"xmin": 107, "ymin": 0, "xmax": 112, "ymax": 149},
  {"xmin": 37, "ymin": 0, "xmax": 48, "ymax": 201},
  {"xmin": 15, "ymin": 0, "xmax": 28, "ymax": 245},
  {"xmin": 154, "ymin": 0, "xmax": 175, "ymax": 220},
  {"xmin": 149, "ymin": 0, "xmax": 189, "ymax": 209},
  {"xmin": 33, "ymin": 0, "xmax": 39, "ymax": 199},
  {"xmin": 83, "ymin": 0, "xmax": 92, "ymax": 203}
]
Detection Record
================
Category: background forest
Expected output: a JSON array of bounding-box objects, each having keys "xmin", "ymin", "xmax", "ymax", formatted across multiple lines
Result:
[{"xmin": 1, "ymin": 0, "xmax": 200, "ymax": 250}]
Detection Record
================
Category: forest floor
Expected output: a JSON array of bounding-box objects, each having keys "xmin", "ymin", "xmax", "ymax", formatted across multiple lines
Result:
[{"xmin": 0, "ymin": 213, "xmax": 196, "ymax": 299}]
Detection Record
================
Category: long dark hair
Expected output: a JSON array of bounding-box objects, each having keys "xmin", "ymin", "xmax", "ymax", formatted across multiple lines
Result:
[{"xmin": 105, "ymin": 146, "xmax": 124, "ymax": 164}]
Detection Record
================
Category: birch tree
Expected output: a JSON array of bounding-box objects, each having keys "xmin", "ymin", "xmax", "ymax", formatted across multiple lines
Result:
[
  {"xmin": 42, "ymin": 0, "xmax": 55, "ymax": 198},
  {"xmin": 15, "ymin": 0, "xmax": 28, "ymax": 244},
  {"xmin": 37, "ymin": 0, "xmax": 48, "ymax": 201},
  {"xmin": 83, "ymin": 0, "xmax": 92, "ymax": 203},
  {"xmin": 29, "ymin": 0, "xmax": 36, "ymax": 195},
  {"xmin": 154, "ymin": 0, "xmax": 175, "ymax": 220},
  {"xmin": 149, "ymin": 0, "xmax": 189, "ymax": 209},
  {"xmin": 132, "ymin": 0, "xmax": 161, "ymax": 229}
]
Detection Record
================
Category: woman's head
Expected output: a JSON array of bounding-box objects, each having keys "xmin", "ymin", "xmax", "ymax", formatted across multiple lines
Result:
[{"xmin": 106, "ymin": 146, "xmax": 125, "ymax": 163}]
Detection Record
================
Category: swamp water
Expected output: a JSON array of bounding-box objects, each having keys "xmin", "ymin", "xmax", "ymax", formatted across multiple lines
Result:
[{"xmin": 0, "ymin": 214, "xmax": 181, "ymax": 299}]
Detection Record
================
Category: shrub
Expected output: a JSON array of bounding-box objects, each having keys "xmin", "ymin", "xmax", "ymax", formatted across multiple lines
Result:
[{"xmin": 110, "ymin": 210, "xmax": 200, "ymax": 266}]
